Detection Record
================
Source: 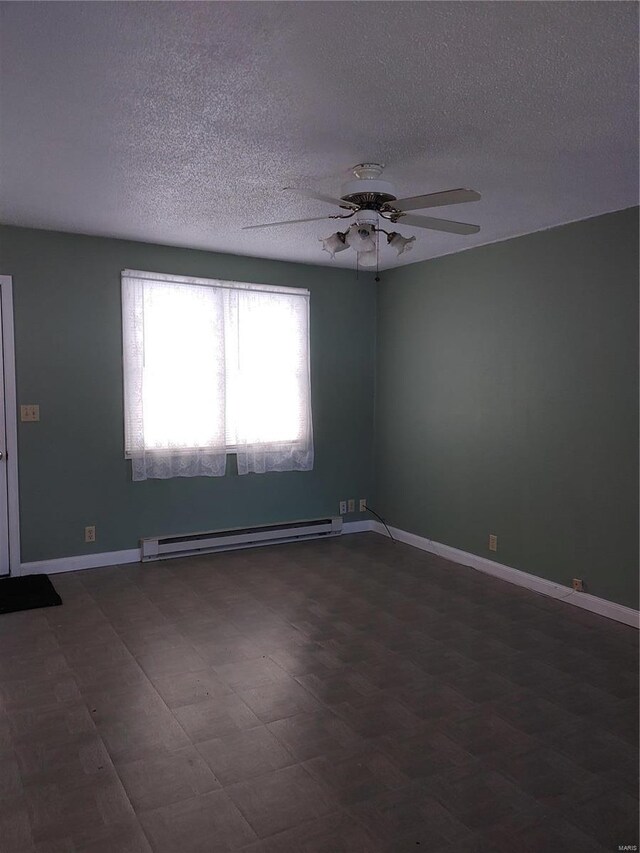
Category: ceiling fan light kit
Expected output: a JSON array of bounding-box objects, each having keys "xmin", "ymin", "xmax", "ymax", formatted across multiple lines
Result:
[
  {"xmin": 387, "ymin": 232, "xmax": 416, "ymax": 256},
  {"xmin": 319, "ymin": 231, "xmax": 349, "ymax": 258},
  {"xmin": 356, "ymin": 249, "xmax": 378, "ymax": 268},
  {"xmin": 345, "ymin": 222, "xmax": 376, "ymax": 252},
  {"xmin": 245, "ymin": 163, "xmax": 481, "ymax": 268}
]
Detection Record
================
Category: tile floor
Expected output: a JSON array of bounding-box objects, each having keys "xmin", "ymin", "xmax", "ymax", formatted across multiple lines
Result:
[{"xmin": 0, "ymin": 533, "xmax": 637, "ymax": 852}]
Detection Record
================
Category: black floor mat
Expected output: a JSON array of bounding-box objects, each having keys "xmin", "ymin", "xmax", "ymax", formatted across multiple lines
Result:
[{"xmin": 0, "ymin": 574, "xmax": 62, "ymax": 614}]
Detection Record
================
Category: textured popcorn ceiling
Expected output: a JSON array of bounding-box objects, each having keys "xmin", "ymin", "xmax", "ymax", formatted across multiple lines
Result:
[{"xmin": 1, "ymin": 2, "xmax": 638, "ymax": 270}]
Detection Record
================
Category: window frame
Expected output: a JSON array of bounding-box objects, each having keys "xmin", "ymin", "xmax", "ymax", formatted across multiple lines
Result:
[{"xmin": 121, "ymin": 269, "xmax": 312, "ymax": 460}]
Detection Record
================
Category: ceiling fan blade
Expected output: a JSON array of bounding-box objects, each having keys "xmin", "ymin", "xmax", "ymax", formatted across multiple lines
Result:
[
  {"xmin": 242, "ymin": 215, "xmax": 338, "ymax": 231},
  {"xmin": 284, "ymin": 187, "xmax": 358, "ymax": 209},
  {"xmin": 396, "ymin": 213, "xmax": 480, "ymax": 235},
  {"xmin": 389, "ymin": 188, "xmax": 481, "ymax": 213}
]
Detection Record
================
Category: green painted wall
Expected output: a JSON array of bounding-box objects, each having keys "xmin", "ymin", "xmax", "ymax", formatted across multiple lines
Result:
[
  {"xmin": 375, "ymin": 208, "xmax": 639, "ymax": 609},
  {"xmin": 0, "ymin": 226, "xmax": 376, "ymax": 562},
  {"xmin": 2, "ymin": 211, "xmax": 638, "ymax": 610}
]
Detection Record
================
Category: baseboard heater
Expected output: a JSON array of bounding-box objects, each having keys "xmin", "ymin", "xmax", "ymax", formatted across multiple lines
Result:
[{"xmin": 140, "ymin": 516, "xmax": 343, "ymax": 561}]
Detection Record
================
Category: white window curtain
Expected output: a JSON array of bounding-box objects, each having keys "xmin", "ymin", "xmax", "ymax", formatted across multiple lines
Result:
[{"xmin": 121, "ymin": 270, "xmax": 313, "ymax": 481}]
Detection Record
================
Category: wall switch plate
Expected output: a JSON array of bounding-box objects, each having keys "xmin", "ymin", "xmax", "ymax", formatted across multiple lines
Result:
[
  {"xmin": 359, "ymin": 498, "xmax": 367, "ymax": 512},
  {"xmin": 85, "ymin": 525, "xmax": 96, "ymax": 543},
  {"xmin": 339, "ymin": 501, "xmax": 347, "ymax": 515},
  {"xmin": 572, "ymin": 578, "xmax": 584, "ymax": 592},
  {"xmin": 488, "ymin": 534, "xmax": 497, "ymax": 552},
  {"xmin": 21, "ymin": 404, "xmax": 40, "ymax": 422},
  {"xmin": 347, "ymin": 499, "xmax": 355, "ymax": 513}
]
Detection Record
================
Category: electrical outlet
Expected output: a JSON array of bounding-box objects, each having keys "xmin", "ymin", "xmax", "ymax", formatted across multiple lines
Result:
[
  {"xmin": 572, "ymin": 578, "xmax": 584, "ymax": 592},
  {"xmin": 339, "ymin": 500, "xmax": 347, "ymax": 515},
  {"xmin": 488, "ymin": 534, "xmax": 497, "ymax": 552},
  {"xmin": 85, "ymin": 525, "xmax": 96, "ymax": 543},
  {"xmin": 359, "ymin": 498, "xmax": 367, "ymax": 512},
  {"xmin": 347, "ymin": 499, "xmax": 355, "ymax": 513},
  {"xmin": 21, "ymin": 404, "xmax": 40, "ymax": 422}
]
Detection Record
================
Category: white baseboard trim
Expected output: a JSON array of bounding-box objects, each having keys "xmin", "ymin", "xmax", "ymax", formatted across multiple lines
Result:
[
  {"xmin": 19, "ymin": 549, "xmax": 141, "ymax": 577},
  {"xmin": 342, "ymin": 520, "xmax": 375, "ymax": 534},
  {"xmin": 17, "ymin": 521, "xmax": 638, "ymax": 628},
  {"xmin": 362, "ymin": 520, "xmax": 639, "ymax": 629},
  {"xmin": 18, "ymin": 524, "xmax": 365, "ymax": 578},
  {"xmin": 18, "ymin": 523, "xmax": 369, "ymax": 577}
]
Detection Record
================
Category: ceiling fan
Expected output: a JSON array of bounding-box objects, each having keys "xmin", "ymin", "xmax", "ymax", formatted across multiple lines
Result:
[{"xmin": 243, "ymin": 163, "xmax": 481, "ymax": 267}]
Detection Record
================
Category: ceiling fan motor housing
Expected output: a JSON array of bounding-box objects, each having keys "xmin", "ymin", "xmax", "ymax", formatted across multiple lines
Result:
[{"xmin": 341, "ymin": 163, "xmax": 397, "ymax": 210}]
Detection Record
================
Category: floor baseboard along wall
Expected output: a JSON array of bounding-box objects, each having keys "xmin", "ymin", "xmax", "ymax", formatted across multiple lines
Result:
[
  {"xmin": 18, "ymin": 520, "xmax": 639, "ymax": 628},
  {"xmin": 357, "ymin": 520, "xmax": 639, "ymax": 629}
]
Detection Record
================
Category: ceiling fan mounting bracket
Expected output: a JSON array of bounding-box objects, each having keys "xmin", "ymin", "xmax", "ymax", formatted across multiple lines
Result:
[{"xmin": 351, "ymin": 163, "xmax": 385, "ymax": 180}]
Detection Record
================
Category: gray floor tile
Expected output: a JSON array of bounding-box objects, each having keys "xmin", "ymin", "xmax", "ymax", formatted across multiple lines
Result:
[
  {"xmin": 304, "ymin": 744, "xmax": 409, "ymax": 805},
  {"xmin": 197, "ymin": 726, "xmax": 295, "ymax": 785},
  {"xmin": 24, "ymin": 770, "xmax": 137, "ymax": 848},
  {"xmin": 139, "ymin": 789, "xmax": 257, "ymax": 852},
  {"xmin": 98, "ymin": 712, "xmax": 191, "ymax": 764},
  {"xmin": 424, "ymin": 766, "xmax": 545, "ymax": 832},
  {"xmin": 11, "ymin": 731, "xmax": 113, "ymax": 784},
  {"xmin": 226, "ymin": 764, "xmax": 337, "ymax": 839},
  {"xmin": 237, "ymin": 679, "xmax": 321, "ymax": 723},
  {"xmin": 117, "ymin": 745, "xmax": 220, "ymax": 812},
  {"xmin": 267, "ymin": 710, "xmax": 363, "ymax": 761},
  {"xmin": 348, "ymin": 781, "xmax": 471, "ymax": 849},
  {"xmin": 150, "ymin": 668, "xmax": 233, "ymax": 709},
  {"xmin": 215, "ymin": 658, "xmax": 293, "ymax": 691},
  {"xmin": 239, "ymin": 811, "xmax": 383, "ymax": 852},
  {"xmin": 174, "ymin": 694, "xmax": 262, "ymax": 743},
  {"xmin": 0, "ymin": 793, "xmax": 36, "ymax": 853},
  {"xmin": 0, "ymin": 533, "xmax": 635, "ymax": 852}
]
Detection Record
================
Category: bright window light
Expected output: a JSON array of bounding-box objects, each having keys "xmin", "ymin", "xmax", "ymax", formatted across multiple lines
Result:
[
  {"xmin": 142, "ymin": 283, "xmax": 226, "ymax": 451},
  {"xmin": 122, "ymin": 270, "xmax": 313, "ymax": 480}
]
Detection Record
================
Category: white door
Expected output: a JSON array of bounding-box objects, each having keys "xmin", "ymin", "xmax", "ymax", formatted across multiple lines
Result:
[
  {"xmin": 0, "ymin": 276, "xmax": 19, "ymax": 576},
  {"xmin": 0, "ymin": 294, "xmax": 9, "ymax": 574}
]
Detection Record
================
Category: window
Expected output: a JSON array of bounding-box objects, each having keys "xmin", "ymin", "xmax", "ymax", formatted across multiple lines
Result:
[{"xmin": 121, "ymin": 269, "xmax": 313, "ymax": 481}]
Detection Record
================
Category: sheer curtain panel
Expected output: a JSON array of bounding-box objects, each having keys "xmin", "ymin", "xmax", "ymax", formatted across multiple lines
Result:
[
  {"xmin": 226, "ymin": 286, "xmax": 314, "ymax": 474},
  {"xmin": 122, "ymin": 271, "xmax": 228, "ymax": 480},
  {"xmin": 121, "ymin": 270, "xmax": 313, "ymax": 481}
]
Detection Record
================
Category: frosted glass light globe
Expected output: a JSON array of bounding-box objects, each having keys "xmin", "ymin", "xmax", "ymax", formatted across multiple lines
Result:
[
  {"xmin": 319, "ymin": 231, "xmax": 348, "ymax": 258},
  {"xmin": 358, "ymin": 250, "xmax": 378, "ymax": 268},
  {"xmin": 387, "ymin": 232, "xmax": 416, "ymax": 256},
  {"xmin": 346, "ymin": 223, "xmax": 375, "ymax": 253}
]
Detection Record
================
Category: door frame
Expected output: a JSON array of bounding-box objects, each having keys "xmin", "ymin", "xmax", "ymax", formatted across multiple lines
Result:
[{"xmin": 0, "ymin": 275, "xmax": 20, "ymax": 575}]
